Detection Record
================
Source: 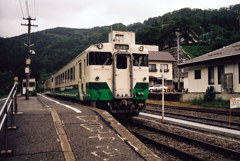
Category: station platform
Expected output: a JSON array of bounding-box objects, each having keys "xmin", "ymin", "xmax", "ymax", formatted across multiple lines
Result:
[
  {"xmin": 139, "ymin": 112, "xmax": 240, "ymax": 139},
  {"xmin": 0, "ymin": 94, "xmax": 161, "ymax": 161}
]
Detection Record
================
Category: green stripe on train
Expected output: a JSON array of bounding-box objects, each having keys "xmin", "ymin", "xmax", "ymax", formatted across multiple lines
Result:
[
  {"xmin": 53, "ymin": 82, "xmax": 148, "ymax": 101},
  {"xmin": 53, "ymin": 85, "xmax": 79, "ymax": 99},
  {"xmin": 84, "ymin": 82, "xmax": 113, "ymax": 101}
]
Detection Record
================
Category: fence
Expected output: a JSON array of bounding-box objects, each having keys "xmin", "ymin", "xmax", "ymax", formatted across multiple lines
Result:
[{"xmin": 0, "ymin": 78, "xmax": 19, "ymax": 155}]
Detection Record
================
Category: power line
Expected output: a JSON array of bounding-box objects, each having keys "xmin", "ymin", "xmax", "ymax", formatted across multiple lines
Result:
[
  {"xmin": 31, "ymin": 0, "xmax": 34, "ymax": 18},
  {"xmin": 34, "ymin": 0, "xmax": 37, "ymax": 19},
  {"xmin": 25, "ymin": 0, "xmax": 30, "ymax": 17},
  {"xmin": 19, "ymin": 0, "xmax": 24, "ymax": 18},
  {"xmin": 14, "ymin": 0, "xmax": 21, "ymax": 20}
]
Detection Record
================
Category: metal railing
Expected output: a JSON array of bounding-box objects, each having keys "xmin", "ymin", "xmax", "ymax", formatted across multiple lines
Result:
[{"xmin": 0, "ymin": 82, "xmax": 18, "ymax": 155}]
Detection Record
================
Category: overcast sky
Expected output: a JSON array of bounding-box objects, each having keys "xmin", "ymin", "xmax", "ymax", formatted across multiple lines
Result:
[{"xmin": 0, "ymin": 0, "xmax": 239, "ymax": 38}]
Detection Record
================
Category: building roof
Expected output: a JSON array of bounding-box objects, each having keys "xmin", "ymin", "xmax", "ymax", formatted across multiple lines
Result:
[
  {"xmin": 178, "ymin": 41, "xmax": 240, "ymax": 68},
  {"xmin": 149, "ymin": 51, "xmax": 176, "ymax": 62}
]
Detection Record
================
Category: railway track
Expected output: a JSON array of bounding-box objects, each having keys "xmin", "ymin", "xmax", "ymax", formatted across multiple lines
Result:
[
  {"xmin": 145, "ymin": 109, "xmax": 240, "ymax": 130},
  {"xmin": 123, "ymin": 121, "xmax": 240, "ymax": 161},
  {"xmin": 147, "ymin": 103, "xmax": 240, "ymax": 117}
]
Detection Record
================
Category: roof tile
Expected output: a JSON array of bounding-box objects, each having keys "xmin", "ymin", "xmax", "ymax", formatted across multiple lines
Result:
[
  {"xmin": 179, "ymin": 41, "xmax": 240, "ymax": 67},
  {"xmin": 149, "ymin": 51, "xmax": 176, "ymax": 62}
]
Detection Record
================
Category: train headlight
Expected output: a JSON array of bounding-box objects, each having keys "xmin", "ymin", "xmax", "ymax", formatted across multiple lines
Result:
[
  {"xmin": 95, "ymin": 76, "xmax": 99, "ymax": 81},
  {"xmin": 139, "ymin": 46, "xmax": 144, "ymax": 52},
  {"xmin": 142, "ymin": 77, "xmax": 147, "ymax": 81},
  {"xmin": 97, "ymin": 43, "xmax": 103, "ymax": 49}
]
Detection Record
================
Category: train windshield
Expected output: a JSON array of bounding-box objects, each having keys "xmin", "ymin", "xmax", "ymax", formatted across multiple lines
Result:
[
  {"xmin": 133, "ymin": 54, "xmax": 148, "ymax": 67},
  {"xmin": 89, "ymin": 52, "xmax": 112, "ymax": 65}
]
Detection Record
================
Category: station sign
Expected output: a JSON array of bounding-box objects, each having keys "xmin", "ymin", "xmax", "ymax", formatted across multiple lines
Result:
[{"xmin": 230, "ymin": 98, "xmax": 240, "ymax": 109}]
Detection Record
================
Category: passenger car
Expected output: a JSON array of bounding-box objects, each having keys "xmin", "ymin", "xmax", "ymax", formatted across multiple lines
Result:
[{"xmin": 149, "ymin": 84, "xmax": 168, "ymax": 92}]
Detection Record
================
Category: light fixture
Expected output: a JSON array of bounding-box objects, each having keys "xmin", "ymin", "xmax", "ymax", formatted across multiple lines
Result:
[
  {"xmin": 95, "ymin": 76, "xmax": 99, "ymax": 81},
  {"xmin": 139, "ymin": 46, "xmax": 144, "ymax": 51},
  {"xmin": 97, "ymin": 43, "xmax": 103, "ymax": 49}
]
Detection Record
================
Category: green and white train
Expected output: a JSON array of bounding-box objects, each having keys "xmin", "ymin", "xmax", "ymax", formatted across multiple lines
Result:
[{"xmin": 44, "ymin": 31, "xmax": 149, "ymax": 114}]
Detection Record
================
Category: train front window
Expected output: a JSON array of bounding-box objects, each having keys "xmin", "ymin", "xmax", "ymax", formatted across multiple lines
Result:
[
  {"xmin": 89, "ymin": 52, "xmax": 112, "ymax": 65},
  {"xmin": 133, "ymin": 54, "xmax": 148, "ymax": 67},
  {"xmin": 117, "ymin": 55, "xmax": 127, "ymax": 69}
]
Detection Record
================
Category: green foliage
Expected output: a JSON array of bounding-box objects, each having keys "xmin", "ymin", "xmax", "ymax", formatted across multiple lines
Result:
[
  {"xmin": 204, "ymin": 86, "xmax": 215, "ymax": 102},
  {"xmin": 0, "ymin": 71, "xmax": 14, "ymax": 96},
  {"xmin": 191, "ymin": 96, "xmax": 230, "ymax": 108},
  {"xmin": 137, "ymin": 17, "xmax": 202, "ymax": 49},
  {"xmin": 29, "ymin": 89, "xmax": 37, "ymax": 96},
  {"xmin": 191, "ymin": 95, "xmax": 204, "ymax": 105},
  {"xmin": 191, "ymin": 87, "xmax": 229, "ymax": 108}
]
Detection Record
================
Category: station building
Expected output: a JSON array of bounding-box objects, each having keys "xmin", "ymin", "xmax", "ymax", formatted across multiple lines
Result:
[{"xmin": 178, "ymin": 41, "xmax": 240, "ymax": 94}]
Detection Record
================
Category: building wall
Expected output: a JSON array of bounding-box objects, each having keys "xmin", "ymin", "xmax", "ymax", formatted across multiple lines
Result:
[
  {"xmin": 187, "ymin": 62, "xmax": 240, "ymax": 93},
  {"xmin": 149, "ymin": 61, "xmax": 173, "ymax": 79},
  {"xmin": 149, "ymin": 61, "xmax": 174, "ymax": 89}
]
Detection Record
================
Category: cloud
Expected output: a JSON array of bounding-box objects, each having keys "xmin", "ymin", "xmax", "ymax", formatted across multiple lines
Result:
[{"xmin": 0, "ymin": 0, "xmax": 240, "ymax": 37}]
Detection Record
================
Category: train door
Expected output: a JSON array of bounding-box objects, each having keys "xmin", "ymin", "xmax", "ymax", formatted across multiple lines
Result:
[{"xmin": 113, "ymin": 52, "xmax": 133, "ymax": 99}]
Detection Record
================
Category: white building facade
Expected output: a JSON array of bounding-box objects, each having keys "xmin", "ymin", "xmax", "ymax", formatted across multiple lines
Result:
[{"xmin": 179, "ymin": 41, "xmax": 240, "ymax": 93}]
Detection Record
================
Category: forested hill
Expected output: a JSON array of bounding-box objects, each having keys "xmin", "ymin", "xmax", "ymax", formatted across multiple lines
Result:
[{"xmin": 1, "ymin": 3, "xmax": 240, "ymax": 95}]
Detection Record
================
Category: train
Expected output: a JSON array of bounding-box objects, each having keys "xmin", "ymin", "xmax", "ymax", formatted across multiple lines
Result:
[{"xmin": 44, "ymin": 31, "xmax": 149, "ymax": 115}]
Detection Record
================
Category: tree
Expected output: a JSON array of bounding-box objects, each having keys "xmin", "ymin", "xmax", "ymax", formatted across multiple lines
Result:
[{"xmin": 0, "ymin": 71, "xmax": 14, "ymax": 96}]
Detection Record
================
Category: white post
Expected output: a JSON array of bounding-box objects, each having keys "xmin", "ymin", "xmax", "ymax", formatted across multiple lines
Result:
[{"xmin": 162, "ymin": 65, "xmax": 164, "ymax": 124}]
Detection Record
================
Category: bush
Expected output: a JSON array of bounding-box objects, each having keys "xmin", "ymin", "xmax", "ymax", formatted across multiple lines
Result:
[
  {"xmin": 191, "ymin": 95, "xmax": 203, "ymax": 105},
  {"xmin": 204, "ymin": 86, "xmax": 215, "ymax": 102},
  {"xmin": 29, "ymin": 89, "xmax": 37, "ymax": 96}
]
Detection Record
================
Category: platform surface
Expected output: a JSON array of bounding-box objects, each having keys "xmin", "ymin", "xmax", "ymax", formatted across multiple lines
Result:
[{"xmin": 0, "ymin": 94, "xmax": 161, "ymax": 161}]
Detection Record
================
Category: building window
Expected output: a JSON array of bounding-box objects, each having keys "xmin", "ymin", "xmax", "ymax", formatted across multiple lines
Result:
[
  {"xmin": 160, "ymin": 64, "xmax": 169, "ymax": 72},
  {"xmin": 218, "ymin": 65, "xmax": 224, "ymax": 84},
  {"xmin": 208, "ymin": 66, "xmax": 214, "ymax": 85},
  {"xmin": 149, "ymin": 64, "xmax": 157, "ymax": 72},
  {"xmin": 167, "ymin": 80, "xmax": 172, "ymax": 85},
  {"xmin": 195, "ymin": 70, "xmax": 201, "ymax": 79}
]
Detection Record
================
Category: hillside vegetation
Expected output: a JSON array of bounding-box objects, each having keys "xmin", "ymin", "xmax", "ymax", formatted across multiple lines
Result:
[{"xmin": 1, "ymin": 3, "xmax": 240, "ymax": 95}]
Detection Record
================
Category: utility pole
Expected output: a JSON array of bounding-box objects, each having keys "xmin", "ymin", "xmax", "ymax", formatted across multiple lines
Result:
[
  {"xmin": 21, "ymin": 16, "xmax": 38, "ymax": 100},
  {"xmin": 177, "ymin": 32, "xmax": 180, "ymax": 90}
]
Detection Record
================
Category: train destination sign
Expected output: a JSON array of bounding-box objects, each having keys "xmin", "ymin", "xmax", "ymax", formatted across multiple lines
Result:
[{"xmin": 230, "ymin": 98, "xmax": 240, "ymax": 109}]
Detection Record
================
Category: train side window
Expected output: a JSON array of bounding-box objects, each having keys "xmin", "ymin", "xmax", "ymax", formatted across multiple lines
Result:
[
  {"xmin": 68, "ymin": 69, "xmax": 70, "ymax": 82},
  {"xmin": 65, "ymin": 71, "xmax": 67, "ymax": 83},
  {"xmin": 84, "ymin": 59, "xmax": 85, "ymax": 75},
  {"xmin": 117, "ymin": 55, "xmax": 127, "ymax": 69},
  {"xmin": 89, "ymin": 52, "xmax": 112, "ymax": 65},
  {"xmin": 79, "ymin": 63, "xmax": 82, "ymax": 79},
  {"xmin": 133, "ymin": 54, "xmax": 148, "ymax": 66},
  {"xmin": 70, "ymin": 67, "xmax": 73, "ymax": 81},
  {"xmin": 73, "ymin": 66, "xmax": 75, "ymax": 81}
]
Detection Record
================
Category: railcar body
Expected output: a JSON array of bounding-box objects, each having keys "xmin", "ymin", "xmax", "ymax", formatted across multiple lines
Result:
[{"xmin": 44, "ymin": 31, "xmax": 149, "ymax": 114}]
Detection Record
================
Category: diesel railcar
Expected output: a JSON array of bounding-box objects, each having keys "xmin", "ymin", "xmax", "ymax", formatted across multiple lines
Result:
[{"xmin": 44, "ymin": 31, "xmax": 149, "ymax": 114}]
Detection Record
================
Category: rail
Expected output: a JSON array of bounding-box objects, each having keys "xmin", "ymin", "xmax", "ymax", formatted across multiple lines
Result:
[{"xmin": 0, "ymin": 79, "xmax": 19, "ymax": 155}]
